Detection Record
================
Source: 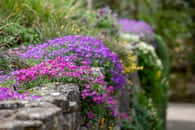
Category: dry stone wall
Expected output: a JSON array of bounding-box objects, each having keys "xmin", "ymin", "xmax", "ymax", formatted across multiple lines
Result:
[
  {"xmin": 0, "ymin": 83, "xmax": 81, "ymax": 130},
  {"xmin": 0, "ymin": 82, "xmax": 134, "ymax": 130}
]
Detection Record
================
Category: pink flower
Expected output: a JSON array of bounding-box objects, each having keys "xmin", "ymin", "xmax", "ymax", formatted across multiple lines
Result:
[
  {"xmin": 65, "ymin": 72, "xmax": 72, "ymax": 77},
  {"xmin": 81, "ymin": 61, "xmax": 88, "ymax": 65},
  {"xmin": 106, "ymin": 86, "xmax": 115, "ymax": 93},
  {"xmin": 120, "ymin": 113, "xmax": 129, "ymax": 119},
  {"xmin": 87, "ymin": 111, "xmax": 95, "ymax": 119},
  {"xmin": 72, "ymin": 72, "xmax": 80, "ymax": 78}
]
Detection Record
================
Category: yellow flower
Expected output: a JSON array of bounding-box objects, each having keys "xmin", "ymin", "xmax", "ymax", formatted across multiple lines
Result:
[
  {"xmin": 123, "ymin": 41, "xmax": 127, "ymax": 45},
  {"xmin": 128, "ymin": 55, "xmax": 137, "ymax": 62},
  {"xmin": 137, "ymin": 66, "xmax": 144, "ymax": 70},
  {"xmin": 100, "ymin": 118, "xmax": 105, "ymax": 126},
  {"xmin": 155, "ymin": 70, "xmax": 161, "ymax": 79},
  {"xmin": 108, "ymin": 126, "xmax": 113, "ymax": 130}
]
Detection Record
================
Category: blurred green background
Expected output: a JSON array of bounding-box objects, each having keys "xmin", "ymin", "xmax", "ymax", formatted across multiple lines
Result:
[{"xmin": 91, "ymin": 0, "xmax": 195, "ymax": 102}]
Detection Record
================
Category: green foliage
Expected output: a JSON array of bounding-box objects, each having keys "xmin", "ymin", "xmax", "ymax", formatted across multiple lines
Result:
[
  {"xmin": 0, "ymin": 0, "xmax": 84, "ymax": 25},
  {"xmin": 136, "ymin": 42, "xmax": 168, "ymax": 130},
  {"xmin": 0, "ymin": 22, "xmax": 40, "ymax": 48},
  {"xmin": 0, "ymin": 0, "xmax": 86, "ymax": 41},
  {"xmin": 155, "ymin": 34, "xmax": 170, "ymax": 76},
  {"xmin": 132, "ymin": 92, "xmax": 163, "ymax": 130},
  {"xmin": 121, "ymin": 92, "xmax": 162, "ymax": 130}
]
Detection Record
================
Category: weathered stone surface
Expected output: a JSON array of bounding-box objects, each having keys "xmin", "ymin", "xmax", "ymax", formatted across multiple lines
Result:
[
  {"xmin": 0, "ymin": 100, "xmax": 24, "ymax": 110},
  {"xmin": 0, "ymin": 83, "xmax": 81, "ymax": 130},
  {"xmin": 0, "ymin": 120, "xmax": 43, "ymax": 130}
]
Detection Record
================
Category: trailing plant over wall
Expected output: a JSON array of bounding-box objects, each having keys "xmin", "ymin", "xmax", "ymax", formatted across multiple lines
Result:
[{"xmin": 118, "ymin": 19, "xmax": 168, "ymax": 130}]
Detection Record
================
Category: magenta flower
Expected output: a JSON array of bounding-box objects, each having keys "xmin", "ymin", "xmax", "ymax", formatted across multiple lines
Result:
[
  {"xmin": 0, "ymin": 87, "xmax": 40, "ymax": 101},
  {"xmin": 16, "ymin": 36, "xmax": 126, "ymax": 89},
  {"xmin": 87, "ymin": 111, "xmax": 95, "ymax": 119}
]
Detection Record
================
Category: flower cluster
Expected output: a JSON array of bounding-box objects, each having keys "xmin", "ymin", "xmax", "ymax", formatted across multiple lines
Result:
[
  {"xmin": 10, "ymin": 57, "xmax": 122, "ymax": 120},
  {"xmin": 122, "ymin": 53, "xmax": 142, "ymax": 74},
  {"xmin": 14, "ymin": 57, "xmax": 90, "ymax": 84},
  {"xmin": 20, "ymin": 36, "xmax": 126, "ymax": 89},
  {"xmin": 0, "ymin": 87, "xmax": 39, "ymax": 101},
  {"xmin": 136, "ymin": 42, "xmax": 162, "ymax": 69},
  {"xmin": 118, "ymin": 19, "xmax": 154, "ymax": 38}
]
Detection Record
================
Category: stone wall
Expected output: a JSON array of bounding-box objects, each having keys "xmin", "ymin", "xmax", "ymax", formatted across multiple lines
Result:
[
  {"xmin": 0, "ymin": 80, "xmax": 133, "ymax": 130},
  {"xmin": 0, "ymin": 83, "xmax": 81, "ymax": 130}
]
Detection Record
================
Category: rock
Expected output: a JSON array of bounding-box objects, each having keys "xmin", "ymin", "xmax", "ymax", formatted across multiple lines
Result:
[
  {"xmin": 0, "ymin": 83, "xmax": 81, "ymax": 130},
  {"xmin": 0, "ymin": 100, "xmax": 25, "ymax": 110}
]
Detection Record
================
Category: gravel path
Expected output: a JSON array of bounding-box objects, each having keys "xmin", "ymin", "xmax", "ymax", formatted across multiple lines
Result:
[{"xmin": 167, "ymin": 103, "xmax": 195, "ymax": 130}]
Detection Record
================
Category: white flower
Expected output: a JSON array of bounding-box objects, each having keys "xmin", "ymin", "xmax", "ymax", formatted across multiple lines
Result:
[
  {"xmin": 137, "ymin": 42, "xmax": 156, "ymax": 55},
  {"xmin": 156, "ymin": 59, "xmax": 163, "ymax": 68},
  {"xmin": 120, "ymin": 32, "xmax": 140, "ymax": 42}
]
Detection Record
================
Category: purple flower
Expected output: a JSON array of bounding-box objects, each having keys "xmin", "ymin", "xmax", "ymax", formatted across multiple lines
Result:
[
  {"xmin": 0, "ymin": 87, "xmax": 39, "ymax": 101},
  {"xmin": 98, "ymin": 7, "xmax": 112, "ymax": 16},
  {"xmin": 20, "ymin": 35, "xmax": 126, "ymax": 89},
  {"xmin": 118, "ymin": 19, "xmax": 154, "ymax": 38}
]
